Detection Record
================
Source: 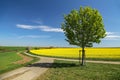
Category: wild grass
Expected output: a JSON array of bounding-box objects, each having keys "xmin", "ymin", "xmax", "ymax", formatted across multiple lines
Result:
[
  {"xmin": 0, "ymin": 52, "xmax": 22, "ymax": 74},
  {"xmin": 37, "ymin": 60, "xmax": 120, "ymax": 80},
  {"xmin": 0, "ymin": 46, "xmax": 39, "ymax": 74}
]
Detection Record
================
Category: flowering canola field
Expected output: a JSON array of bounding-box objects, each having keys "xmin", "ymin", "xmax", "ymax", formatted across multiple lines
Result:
[{"xmin": 30, "ymin": 48, "xmax": 120, "ymax": 60}]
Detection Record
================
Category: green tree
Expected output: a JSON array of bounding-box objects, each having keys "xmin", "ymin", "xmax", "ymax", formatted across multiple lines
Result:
[{"xmin": 61, "ymin": 6, "xmax": 106, "ymax": 66}]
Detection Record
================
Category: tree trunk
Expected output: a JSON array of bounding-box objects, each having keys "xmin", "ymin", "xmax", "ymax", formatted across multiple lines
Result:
[
  {"xmin": 81, "ymin": 47, "xmax": 85, "ymax": 66},
  {"xmin": 79, "ymin": 50, "xmax": 81, "ymax": 65}
]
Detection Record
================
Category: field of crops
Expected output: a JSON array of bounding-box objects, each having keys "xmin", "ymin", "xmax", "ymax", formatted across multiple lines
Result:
[
  {"xmin": 30, "ymin": 48, "xmax": 120, "ymax": 60},
  {"xmin": 0, "ymin": 47, "xmax": 25, "ymax": 74}
]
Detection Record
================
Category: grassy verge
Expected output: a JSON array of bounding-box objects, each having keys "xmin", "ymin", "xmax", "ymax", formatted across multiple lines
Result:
[
  {"xmin": 0, "ymin": 52, "xmax": 39, "ymax": 74},
  {"xmin": 0, "ymin": 51, "xmax": 23, "ymax": 74},
  {"xmin": 0, "ymin": 46, "xmax": 39, "ymax": 74},
  {"xmin": 20, "ymin": 51, "xmax": 40, "ymax": 66},
  {"xmin": 85, "ymin": 57, "xmax": 120, "ymax": 61},
  {"xmin": 38, "ymin": 60, "xmax": 120, "ymax": 80}
]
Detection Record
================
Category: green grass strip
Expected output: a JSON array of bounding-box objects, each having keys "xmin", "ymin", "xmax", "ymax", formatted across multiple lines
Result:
[{"xmin": 38, "ymin": 60, "xmax": 120, "ymax": 80}]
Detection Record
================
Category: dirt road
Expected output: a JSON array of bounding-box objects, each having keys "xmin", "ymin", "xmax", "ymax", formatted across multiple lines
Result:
[{"xmin": 0, "ymin": 57, "xmax": 54, "ymax": 80}]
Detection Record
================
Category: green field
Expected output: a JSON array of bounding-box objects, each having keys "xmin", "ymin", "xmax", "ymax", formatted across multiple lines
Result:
[
  {"xmin": 0, "ymin": 46, "xmax": 26, "ymax": 52},
  {"xmin": 0, "ymin": 46, "xmax": 39, "ymax": 74},
  {"xmin": 0, "ymin": 46, "xmax": 26, "ymax": 74},
  {"xmin": 37, "ymin": 60, "xmax": 120, "ymax": 80},
  {"xmin": 0, "ymin": 52, "xmax": 23, "ymax": 74}
]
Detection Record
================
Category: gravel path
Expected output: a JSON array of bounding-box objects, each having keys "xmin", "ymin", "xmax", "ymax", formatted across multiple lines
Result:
[
  {"xmin": 0, "ymin": 57, "xmax": 54, "ymax": 80},
  {"xmin": 0, "ymin": 52, "xmax": 120, "ymax": 80}
]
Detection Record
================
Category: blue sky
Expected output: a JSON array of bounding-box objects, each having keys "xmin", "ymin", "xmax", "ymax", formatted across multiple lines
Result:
[{"xmin": 0, "ymin": 0, "xmax": 120, "ymax": 47}]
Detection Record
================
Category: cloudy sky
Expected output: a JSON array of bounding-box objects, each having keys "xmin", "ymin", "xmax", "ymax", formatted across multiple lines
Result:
[{"xmin": 0, "ymin": 0, "xmax": 120, "ymax": 47}]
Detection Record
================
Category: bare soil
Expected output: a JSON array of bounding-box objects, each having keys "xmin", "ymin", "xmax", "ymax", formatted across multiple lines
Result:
[{"xmin": 13, "ymin": 53, "xmax": 33, "ymax": 64}]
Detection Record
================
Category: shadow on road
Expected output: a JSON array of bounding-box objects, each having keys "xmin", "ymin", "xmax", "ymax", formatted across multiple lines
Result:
[{"xmin": 27, "ymin": 62, "xmax": 77, "ymax": 68}]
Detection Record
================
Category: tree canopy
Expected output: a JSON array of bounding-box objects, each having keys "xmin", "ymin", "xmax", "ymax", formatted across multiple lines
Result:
[
  {"xmin": 62, "ymin": 6, "xmax": 106, "ymax": 48},
  {"xmin": 61, "ymin": 6, "xmax": 106, "ymax": 65}
]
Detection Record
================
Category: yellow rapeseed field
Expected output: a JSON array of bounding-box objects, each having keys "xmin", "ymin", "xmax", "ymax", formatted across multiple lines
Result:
[{"xmin": 30, "ymin": 48, "xmax": 120, "ymax": 59}]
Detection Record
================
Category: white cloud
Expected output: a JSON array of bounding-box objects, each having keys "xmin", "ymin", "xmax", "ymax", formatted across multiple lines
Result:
[
  {"xmin": 16, "ymin": 24, "xmax": 63, "ymax": 32},
  {"xmin": 18, "ymin": 35, "xmax": 50, "ymax": 39},
  {"xmin": 39, "ymin": 26, "xmax": 63, "ymax": 32},
  {"xmin": 16, "ymin": 24, "xmax": 35, "ymax": 29},
  {"xmin": 104, "ymin": 32, "xmax": 120, "ymax": 40},
  {"xmin": 106, "ymin": 32, "xmax": 114, "ymax": 35},
  {"xmin": 106, "ymin": 35, "xmax": 120, "ymax": 38},
  {"xmin": 104, "ymin": 35, "xmax": 120, "ymax": 40}
]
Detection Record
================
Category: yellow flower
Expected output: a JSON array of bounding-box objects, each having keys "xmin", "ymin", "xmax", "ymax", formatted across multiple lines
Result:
[{"xmin": 30, "ymin": 48, "xmax": 120, "ymax": 59}]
